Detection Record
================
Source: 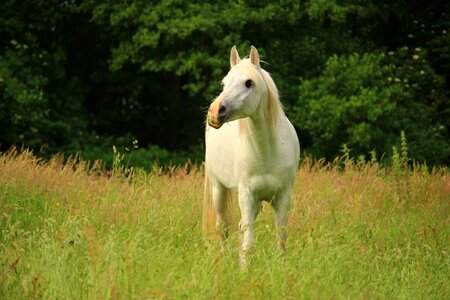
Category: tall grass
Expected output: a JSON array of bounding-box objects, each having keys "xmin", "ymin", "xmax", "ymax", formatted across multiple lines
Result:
[{"xmin": 1, "ymin": 148, "xmax": 449, "ymax": 299}]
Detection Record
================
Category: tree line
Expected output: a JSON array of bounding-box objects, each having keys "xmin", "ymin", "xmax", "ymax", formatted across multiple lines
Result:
[{"xmin": 0, "ymin": 0, "xmax": 449, "ymax": 165}]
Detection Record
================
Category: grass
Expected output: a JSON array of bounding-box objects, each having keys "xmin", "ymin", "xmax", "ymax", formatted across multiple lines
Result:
[{"xmin": 0, "ymin": 148, "xmax": 449, "ymax": 299}]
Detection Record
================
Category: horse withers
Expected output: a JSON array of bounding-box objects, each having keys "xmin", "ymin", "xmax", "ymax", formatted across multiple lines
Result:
[{"xmin": 204, "ymin": 46, "xmax": 300, "ymax": 264}]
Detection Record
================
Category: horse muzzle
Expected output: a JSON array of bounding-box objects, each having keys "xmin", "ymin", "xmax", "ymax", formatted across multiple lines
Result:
[
  {"xmin": 208, "ymin": 99, "xmax": 228, "ymax": 129},
  {"xmin": 207, "ymin": 116, "xmax": 224, "ymax": 129}
]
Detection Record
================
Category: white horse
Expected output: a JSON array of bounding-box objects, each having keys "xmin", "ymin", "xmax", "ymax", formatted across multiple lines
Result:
[{"xmin": 204, "ymin": 46, "xmax": 300, "ymax": 263}]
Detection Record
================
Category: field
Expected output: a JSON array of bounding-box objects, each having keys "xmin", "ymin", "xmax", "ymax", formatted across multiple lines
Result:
[{"xmin": 1, "ymin": 149, "xmax": 449, "ymax": 299}]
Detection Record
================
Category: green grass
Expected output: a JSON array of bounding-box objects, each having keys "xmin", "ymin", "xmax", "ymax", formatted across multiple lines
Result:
[{"xmin": 0, "ymin": 149, "xmax": 449, "ymax": 299}]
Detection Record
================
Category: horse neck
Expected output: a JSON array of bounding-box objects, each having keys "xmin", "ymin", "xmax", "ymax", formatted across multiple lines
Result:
[{"xmin": 239, "ymin": 94, "xmax": 280, "ymax": 157}]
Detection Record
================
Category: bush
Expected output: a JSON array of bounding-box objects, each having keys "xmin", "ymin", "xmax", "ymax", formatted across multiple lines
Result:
[
  {"xmin": 73, "ymin": 138, "xmax": 204, "ymax": 171},
  {"xmin": 291, "ymin": 51, "xmax": 449, "ymax": 164}
]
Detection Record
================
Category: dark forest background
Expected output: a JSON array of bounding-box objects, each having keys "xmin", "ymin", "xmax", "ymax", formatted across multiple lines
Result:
[{"xmin": 1, "ymin": 0, "xmax": 449, "ymax": 167}]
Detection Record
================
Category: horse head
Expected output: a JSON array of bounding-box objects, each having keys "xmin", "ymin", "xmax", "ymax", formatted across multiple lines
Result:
[{"xmin": 208, "ymin": 46, "xmax": 267, "ymax": 129}]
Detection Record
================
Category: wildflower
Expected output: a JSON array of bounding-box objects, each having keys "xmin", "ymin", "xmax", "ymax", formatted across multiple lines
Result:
[
  {"xmin": 443, "ymin": 30, "xmax": 447, "ymax": 34},
  {"xmin": 420, "ymin": 70, "xmax": 425, "ymax": 75},
  {"xmin": 394, "ymin": 78, "xmax": 401, "ymax": 82},
  {"xmin": 387, "ymin": 77, "xmax": 392, "ymax": 81},
  {"xmin": 408, "ymin": 34, "xmax": 413, "ymax": 38},
  {"xmin": 412, "ymin": 55, "xmax": 419, "ymax": 60},
  {"xmin": 415, "ymin": 47, "xmax": 421, "ymax": 52},
  {"xmin": 388, "ymin": 51, "xmax": 394, "ymax": 55}
]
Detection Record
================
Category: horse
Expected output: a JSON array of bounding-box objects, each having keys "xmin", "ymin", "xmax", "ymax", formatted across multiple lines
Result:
[{"xmin": 203, "ymin": 45, "xmax": 300, "ymax": 263}]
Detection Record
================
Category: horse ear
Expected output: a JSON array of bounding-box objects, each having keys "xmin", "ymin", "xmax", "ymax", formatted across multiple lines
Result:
[
  {"xmin": 230, "ymin": 45, "xmax": 241, "ymax": 68},
  {"xmin": 249, "ymin": 45, "xmax": 260, "ymax": 68}
]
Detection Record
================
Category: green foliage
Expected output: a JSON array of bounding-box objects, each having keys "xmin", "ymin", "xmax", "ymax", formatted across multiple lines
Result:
[
  {"xmin": 0, "ymin": 1, "xmax": 86, "ymax": 152},
  {"xmin": 75, "ymin": 139, "xmax": 203, "ymax": 171},
  {"xmin": 391, "ymin": 131, "xmax": 409, "ymax": 174},
  {"xmin": 306, "ymin": 0, "xmax": 362, "ymax": 23},
  {"xmin": 0, "ymin": 42, "xmax": 49, "ymax": 147},
  {"xmin": 82, "ymin": 0, "xmax": 326, "ymax": 100},
  {"xmin": 293, "ymin": 51, "xmax": 449, "ymax": 164},
  {"xmin": 293, "ymin": 53, "xmax": 399, "ymax": 157},
  {"xmin": 0, "ymin": 0, "xmax": 449, "ymax": 165},
  {"xmin": 400, "ymin": 130, "xmax": 409, "ymax": 168},
  {"xmin": 384, "ymin": 47, "xmax": 449, "ymax": 164}
]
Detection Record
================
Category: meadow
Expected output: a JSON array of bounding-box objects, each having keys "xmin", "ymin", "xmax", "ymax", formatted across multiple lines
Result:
[{"xmin": 0, "ymin": 148, "xmax": 449, "ymax": 299}]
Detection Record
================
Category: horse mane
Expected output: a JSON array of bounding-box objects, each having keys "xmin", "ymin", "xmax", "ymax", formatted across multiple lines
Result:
[{"xmin": 237, "ymin": 59, "xmax": 284, "ymax": 134}]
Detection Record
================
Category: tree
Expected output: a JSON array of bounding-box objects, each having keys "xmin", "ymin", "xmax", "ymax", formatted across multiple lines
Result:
[
  {"xmin": 0, "ymin": 1, "xmax": 86, "ymax": 151},
  {"xmin": 0, "ymin": 0, "xmax": 448, "ymax": 165},
  {"xmin": 292, "ymin": 51, "xmax": 449, "ymax": 164}
]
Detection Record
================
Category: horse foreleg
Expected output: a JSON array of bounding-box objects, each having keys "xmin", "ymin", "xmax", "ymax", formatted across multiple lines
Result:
[
  {"xmin": 211, "ymin": 183, "xmax": 230, "ymax": 246},
  {"xmin": 272, "ymin": 190, "xmax": 292, "ymax": 252},
  {"xmin": 238, "ymin": 188, "xmax": 260, "ymax": 264}
]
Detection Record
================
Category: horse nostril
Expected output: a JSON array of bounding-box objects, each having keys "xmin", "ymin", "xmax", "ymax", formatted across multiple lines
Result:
[{"xmin": 219, "ymin": 104, "xmax": 226, "ymax": 115}]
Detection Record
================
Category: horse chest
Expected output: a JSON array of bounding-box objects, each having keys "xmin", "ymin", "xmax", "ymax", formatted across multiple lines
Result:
[
  {"xmin": 236, "ymin": 159, "xmax": 288, "ymax": 200},
  {"xmin": 247, "ymin": 174, "xmax": 283, "ymax": 200}
]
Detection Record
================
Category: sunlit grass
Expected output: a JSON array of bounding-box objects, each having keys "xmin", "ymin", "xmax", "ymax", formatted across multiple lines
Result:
[{"xmin": 1, "ymin": 148, "xmax": 449, "ymax": 299}]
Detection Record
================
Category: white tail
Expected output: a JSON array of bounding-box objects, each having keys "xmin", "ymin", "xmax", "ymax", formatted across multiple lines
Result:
[{"xmin": 203, "ymin": 175, "xmax": 233, "ymax": 240}]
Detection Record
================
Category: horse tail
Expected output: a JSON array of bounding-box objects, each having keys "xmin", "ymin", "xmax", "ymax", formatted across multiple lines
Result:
[
  {"xmin": 203, "ymin": 175, "xmax": 216, "ymax": 237},
  {"xmin": 203, "ymin": 174, "xmax": 233, "ymax": 239}
]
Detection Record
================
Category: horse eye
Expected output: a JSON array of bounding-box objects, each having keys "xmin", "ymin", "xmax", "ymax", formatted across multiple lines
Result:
[{"xmin": 245, "ymin": 80, "xmax": 253, "ymax": 88}]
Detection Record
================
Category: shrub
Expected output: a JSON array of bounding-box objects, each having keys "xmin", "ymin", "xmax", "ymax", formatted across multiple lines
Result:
[{"xmin": 292, "ymin": 51, "xmax": 449, "ymax": 164}]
